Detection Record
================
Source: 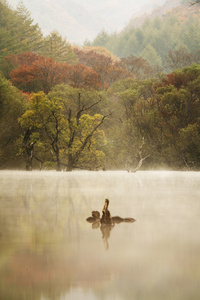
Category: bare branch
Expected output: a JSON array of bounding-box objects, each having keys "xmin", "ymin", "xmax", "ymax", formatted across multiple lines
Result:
[
  {"xmin": 74, "ymin": 114, "xmax": 110, "ymax": 164},
  {"xmin": 128, "ymin": 137, "xmax": 150, "ymax": 173},
  {"xmin": 76, "ymin": 94, "xmax": 102, "ymax": 125}
]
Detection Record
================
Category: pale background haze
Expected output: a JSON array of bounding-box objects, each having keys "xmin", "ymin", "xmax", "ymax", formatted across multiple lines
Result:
[{"xmin": 8, "ymin": 0, "xmax": 168, "ymax": 44}]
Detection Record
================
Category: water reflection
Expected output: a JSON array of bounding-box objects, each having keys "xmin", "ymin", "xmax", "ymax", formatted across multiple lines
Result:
[
  {"xmin": 0, "ymin": 171, "xmax": 200, "ymax": 300},
  {"xmin": 87, "ymin": 218, "xmax": 114, "ymax": 249},
  {"xmin": 100, "ymin": 224, "xmax": 114, "ymax": 249},
  {"xmin": 86, "ymin": 198, "xmax": 135, "ymax": 250}
]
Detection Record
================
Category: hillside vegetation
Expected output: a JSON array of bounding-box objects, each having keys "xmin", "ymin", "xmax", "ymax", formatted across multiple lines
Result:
[
  {"xmin": 87, "ymin": 3, "xmax": 200, "ymax": 71},
  {"xmin": 0, "ymin": 0, "xmax": 200, "ymax": 171}
]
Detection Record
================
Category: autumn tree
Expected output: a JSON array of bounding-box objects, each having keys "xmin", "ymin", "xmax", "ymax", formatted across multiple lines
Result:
[
  {"xmin": 116, "ymin": 55, "xmax": 154, "ymax": 80},
  {"xmin": 2, "ymin": 52, "xmax": 40, "ymax": 79},
  {"xmin": 153, "ymin": 64, "xmax": 200, "ymax": 168},
  {"xmin": 165, "ymin": 45, "xmax": 200, "ymax": 72},
  {"xmin": 74, "ymin": 47, "xmax": 132, "ymax": 89},
  {"xmin": 106, "ymin": 64, "xmax": 200, "ymax": 170},
  {"xmin": 8, "ymin": 53, "xmax": 102, "ymax": 93},
  {"xmin": 66, "ymin": 64, "xmax": 101, "ymax": 90}
]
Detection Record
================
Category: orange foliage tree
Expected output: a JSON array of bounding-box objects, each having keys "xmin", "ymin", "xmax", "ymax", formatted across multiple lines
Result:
[
  {"xmin": 74, "ymin": 48, "xmax": 132, "ymax": 89},
  {"xmin": 116, "ymin": 55, "xmax": 154, "ymax": 80},
  {"xmin": 7, "ymin": 52, "xmax": 102, "ymax": 93}
]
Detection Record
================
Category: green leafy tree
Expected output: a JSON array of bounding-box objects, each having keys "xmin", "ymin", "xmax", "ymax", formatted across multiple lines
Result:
[
  {"xmin": 181, "ymin": 0, "xmax": 200, "ymax": 4},
  {"xmin": 48, "ymin": 85, "xmax": 108, "ymax": 171},
  {"xmin": 18, "ymin": 92, "xmax": 49, "ymax": 170},
  {"xmin": 181, "ymin": 17, "xmax": 200, "ymax": 53},
  {"xmin": 16, "ymin": 1, "xmax": 43, "ymax": 53},
  {"xmin": 92, "ymin": 30, "xmax": 110, "ymax": 48},
  {"xmin": 0, "ymin": 0, "xmax": 42, "ymax": 63},
  {"xmin": 39, "ymin": 31, "xmax": 77, "ymax": 64},
  {"xmin": 141, "ymin": 44, "xmax": 162, "ymax": 67},
  {"xmin": 105, "ymin": 78, "xmax": 156, "ymax": 169},
  {"xmin": 18, "ymin": 86, "xmax": 108, "ymax": 171},
  {"xmin": 107, "ymin": 64, "xmax": 200, "ymax": 170},
  {"xmin": 0, "ymin": 73, "xmax": 25, "ymax": 168}
]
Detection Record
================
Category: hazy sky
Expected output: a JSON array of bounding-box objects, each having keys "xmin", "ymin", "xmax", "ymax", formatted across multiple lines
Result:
[{"xmin": 8, "ymin": 0, "xmax": 167, "ymax": 43}]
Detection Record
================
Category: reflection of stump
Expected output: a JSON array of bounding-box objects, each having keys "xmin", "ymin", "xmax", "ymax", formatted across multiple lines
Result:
[
  {"xmin": 86, "ymin": 199, "xmax": 136, "ymax": 250},
  {"xmin": 100, "ymin": 224, "xmax": 114, "ymax": 250},
  {"xmin": 100, "ymin": 199, "xmax": 112, "ymax": 224}
]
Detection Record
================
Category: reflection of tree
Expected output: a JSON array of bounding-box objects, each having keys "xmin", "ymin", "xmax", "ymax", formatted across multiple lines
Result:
[{"xmin": 100, "ymin": 223, "xmax": 114, "ymax": 249}]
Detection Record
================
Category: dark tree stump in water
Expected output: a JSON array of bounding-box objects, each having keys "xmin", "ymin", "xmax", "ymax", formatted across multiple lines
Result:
[
  {"xmin": 86, "ymin": 199, "xmax": 136, "ymax": 225},
  {"xmin": 100, "ymin": 198, "xmax": 112, "ymax": 224}
]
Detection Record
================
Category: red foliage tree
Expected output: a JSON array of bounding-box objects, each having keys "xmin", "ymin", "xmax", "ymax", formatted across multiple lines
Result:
[
  {"xmin": 74, "ymin": 48, "xmax": 132, "ymax": 89},
  {"xmin": 65, "ymin": 64, "xmax": 101, "ymax": 90},
  {"xmin": 117, "ymin": 55, "xmax": 154, "ymax": 80},
  {"xmin": 9, "ymin": 52, "xmax": 102, "ymax": 93}
]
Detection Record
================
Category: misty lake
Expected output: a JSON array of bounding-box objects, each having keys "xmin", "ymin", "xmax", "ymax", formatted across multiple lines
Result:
[{"xmin": 0, "ymin": 170, "xmax": 200, "ymax": 300}]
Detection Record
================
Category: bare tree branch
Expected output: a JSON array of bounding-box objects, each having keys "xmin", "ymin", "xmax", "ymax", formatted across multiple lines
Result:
[{"xmin": 128, "ymin": 137, "xmax": 150, "ymax": 173}]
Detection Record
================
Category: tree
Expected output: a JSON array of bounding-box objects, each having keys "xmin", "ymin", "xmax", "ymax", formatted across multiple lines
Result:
[
  {"xmin": 87, "ymin": 3, "xmax": 199, "ymax": 71},
  {"xmin": 0, "ymin": 0, "xmax": 42, "ymax": 63},
  {"xmin": 179, "ymin": 14, "xmax": 200, "ymax": 54},
  {"xmin": 106, "ymin": 64, "xmax": 200, "ymax": 170},
  {"xmin": 165, "ymin": 45, "xmax": 198, "ymax": 72},
  {"xmin": 16, "ymin": 1, "xmax": 43, "ymax": 53},
  {"xmin": 117, "ymin": 55, "xmax": 154, "ymax": 80},
  {"xmin": 9, "ymin": 53, "xmax": 102, "ymax": 93},
  {"xmin": 182, "ymin": 0, "xmax": 200, "ymax": 4},
  {"xmin": 9, "ymin": 55, "xmax": 64, "ymax": 93},
  {"xmin": 155, "ymin": 64, "xmax": 200, "ymax": 168},
  {"xmin": 48, "ymin": 85, "xmax": 108, "ymax": 171},
  {"xmin": 74, "ymin": 48, "xmax": 132, "ymax": 89},
  {"xmin": 179, "ymin": 123, "xmax": 200, "ymax": 169},
  {"xmin": 18, "ymin": 92, "xmax": 49, "ymax": 170},
  {"xmin": 2, "ymin": 52, "xmax": 40, "ymax": 79},
  {"xmin": 104, "ymin": 78, "xmax": 157, "ymax": 170},
  {"xmin": 39, "ymin": 31, "xmax": 77, "ymax": 64},
  {"xmin": 141, "ymin": 44, "xmax": 162, "ymax": 67},
  {"xmin": 0, "ymin": 73, "xmax": 25, "ymax": 168},
  {"xmin": 92, "ymin": 30, "xmax": 110, "ymax": 48},
  {"xmin": 66, "ymin": 64, "xmax": 101, "ymax": 90},
  {"xmin": 18, "ymin": 86, "xmax": 108, "ymax": 171}
]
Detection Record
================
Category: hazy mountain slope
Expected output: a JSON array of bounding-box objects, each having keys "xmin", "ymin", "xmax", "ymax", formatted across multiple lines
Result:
[
  {"xmin": 9, "ymin": 0, "xmax": 167, "ymax": 44},
  {"xmin": 127, "ymin": 0, "xmax": 180, "ymax": 29}
]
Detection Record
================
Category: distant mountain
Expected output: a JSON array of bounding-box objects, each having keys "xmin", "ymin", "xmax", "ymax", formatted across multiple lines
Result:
[
  {"xmin": 9, "ymin": 0, "xmax": 170, "ymax": 44},
  {"xmin": 127, "ymin": 0, "xmax": 180, "ymax": 29}
]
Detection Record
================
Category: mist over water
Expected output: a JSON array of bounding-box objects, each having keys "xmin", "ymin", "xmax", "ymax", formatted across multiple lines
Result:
[{"xmin": 0, "ymin": 170, "xmax": 200, "ymax": 299}]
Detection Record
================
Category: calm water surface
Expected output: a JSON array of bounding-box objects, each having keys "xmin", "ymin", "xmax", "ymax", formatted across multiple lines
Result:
[{"xmin": 0, "ymin": 170, "xmax": 200, "ymax": 300}]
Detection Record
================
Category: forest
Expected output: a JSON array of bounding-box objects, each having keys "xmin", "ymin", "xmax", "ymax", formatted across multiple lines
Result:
[{"xmin": 0, "ymin": 0, "xmax": 200, "ymax": 171}]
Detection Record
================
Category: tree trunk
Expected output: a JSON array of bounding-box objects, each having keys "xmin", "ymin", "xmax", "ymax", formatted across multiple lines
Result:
[
  {"xmin": 67, "ymin": 153, "xmax": 73, "ymax": 171},
  {"xmin": 56, "ymin": 158, "xmax": 61, "ymax": 171},
  {"xmin": 25, "ymin": 145, "xmax": 34, "ymax": 171}
]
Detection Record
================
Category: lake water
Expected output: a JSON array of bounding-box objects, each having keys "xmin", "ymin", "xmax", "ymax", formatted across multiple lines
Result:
[{"xmin": 0, "ymin": 170, "xmax": 200, "ymax": 300}]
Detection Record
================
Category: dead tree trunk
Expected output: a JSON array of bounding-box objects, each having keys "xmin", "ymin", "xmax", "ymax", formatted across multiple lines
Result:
[{"xmin": 129, "ymin": 137, "xmax": 150, "ymax": 173}]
